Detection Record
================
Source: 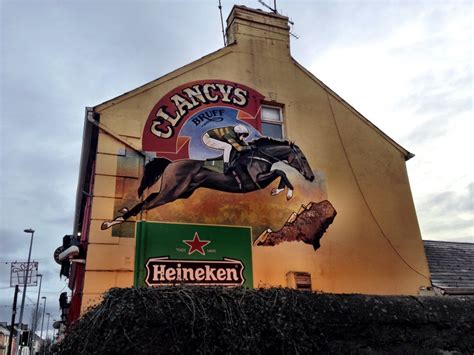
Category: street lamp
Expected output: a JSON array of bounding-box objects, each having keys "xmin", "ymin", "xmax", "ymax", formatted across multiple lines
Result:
[
  {"xmin": 40, "ymin": 296, "xmax": 47, "ymax": 341},
  {"xmin": 46, "ymin": 313, "xmax": 51, "ymax": 341},
  {"xmin": 17, "ymin": 228, "xmax": 35, "ymax": 354},
  {"xmin": 52, "ymin": 319, "xmax": 57, "ymax": 337},
  {"xmin": 30, "ymin": 274, "xmax": 43, "ymax": 350}
]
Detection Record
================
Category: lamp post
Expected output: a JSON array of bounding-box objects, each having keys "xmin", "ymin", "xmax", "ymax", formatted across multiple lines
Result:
[
  {"xmin": 45, "ymin": 312, "xmax": 51, "ymax": 353},
  {"xmin": 30, "ymin": 274, "xmax": 42, "ymax": 350},
  {"xmin": 52, "ymin": 319, "xmax": 57, "ymax": 338},
  {"xmin": 40, "ymin": 296, "xmax": 47, "ymax": 341},
  {"xmin": 17, "ymin": 228, "xmax": 35, "ymax": 354}
]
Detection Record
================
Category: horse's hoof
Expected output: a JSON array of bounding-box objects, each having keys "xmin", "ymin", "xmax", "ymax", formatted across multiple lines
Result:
[
  {"xmin": 101, "ymin": 217, "xmax": 125, "ymax": 230},
  {"xmin": 286, "ymin": 212, "xmax": 297, "ymax": 224},
  {"xmin": 118, "ymin": 207, "xmax": 129, "ymax": 214},
  {"xmin": 254, "ymin": 228, "xmax": 272, "ymax": 245},
  {"xmin": 271, "ymin": 188, "xmax": 284, "ymax": 196}
]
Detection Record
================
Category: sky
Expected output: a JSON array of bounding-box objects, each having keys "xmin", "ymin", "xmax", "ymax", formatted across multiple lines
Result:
[{"xmin": 1, "ymin": 0, "xmax": 472, "ymax": 335}]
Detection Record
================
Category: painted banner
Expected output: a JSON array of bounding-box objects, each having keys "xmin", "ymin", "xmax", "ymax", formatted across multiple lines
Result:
[
  {"xmin": 142, "ymin": 80, "xmax": 264, "ymax": 160},
  {"xmin": 135, "ymin": 221, "xmax": 253, "ymax": 287}
]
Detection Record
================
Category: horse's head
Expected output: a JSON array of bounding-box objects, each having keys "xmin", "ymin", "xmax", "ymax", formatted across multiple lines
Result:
[
  {"xmin": 251, "ymin": 137, "xmax": 315, "ymax": 182},
  {"xmin": 288, "ymin": 142, "xmax": 315, "ymax": 182}
]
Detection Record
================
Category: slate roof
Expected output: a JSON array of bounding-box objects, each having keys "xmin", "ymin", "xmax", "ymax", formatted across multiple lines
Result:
[{"xmin": 424, "ymin": 240, "xmax": 474, "ymax": 295}]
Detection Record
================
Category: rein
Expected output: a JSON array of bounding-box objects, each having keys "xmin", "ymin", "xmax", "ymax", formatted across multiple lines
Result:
[
  {"xmin": 251, "ymin": 144, "xmax": 303, "ymax": 174},
  {"xmin": 251, "ymin": 146, "xmax": 282, "ymax": 165}
]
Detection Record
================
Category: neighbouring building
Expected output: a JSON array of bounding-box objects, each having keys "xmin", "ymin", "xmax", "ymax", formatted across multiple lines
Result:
[
  {"xmin": 62, "ymin": 5, "xmax": 432, "ymax": 323},
  {"xmin": 0, "ymin": 323, "xmax": 16, "ymax": 355},
  {"xmin": 424, "ymin": 240, "xmax": 474, "ymax": 295},
  {"xmin": 0, "ymin": 323, "xmax": 10, "ymax": 355}
]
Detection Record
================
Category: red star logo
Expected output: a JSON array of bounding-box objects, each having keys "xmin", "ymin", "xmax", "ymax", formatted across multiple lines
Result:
[{"xmin": 183, "ymin": 232, "xmax": 211, "ymax": 255}]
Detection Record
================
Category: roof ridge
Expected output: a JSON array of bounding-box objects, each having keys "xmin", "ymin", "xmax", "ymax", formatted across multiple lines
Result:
[
  {"xmin": 291, "ymin": 57, "xmax": 414, "ymax": 161},
  {"xmin": 424, "ymin": 240, "xmax": 474, "ymax": 245}
]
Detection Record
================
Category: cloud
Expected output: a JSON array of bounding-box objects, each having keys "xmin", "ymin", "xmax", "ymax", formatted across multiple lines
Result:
[
  {"xmin": 308, "ymin": 2, "xmax": 472, "ymax": 140},
  {"xmin": 0, "ymin": 226, "xmax": 30, "ymax": 256},
  {"xmin": 417, "ymin": 182, "xmax": 473, "ymax": 241},
  {"xmin": 306, "ymin": 1, "xmax": 473, "ymax": 243}
]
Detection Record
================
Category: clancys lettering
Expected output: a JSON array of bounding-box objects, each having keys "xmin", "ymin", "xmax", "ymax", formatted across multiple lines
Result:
[
  {"xmin": 150, "ymin": 83, "xmax": 249, "ymax": 139},
  {"xmin": 145, "ymin": 257, "xmax": 245, "ymax": 286}
]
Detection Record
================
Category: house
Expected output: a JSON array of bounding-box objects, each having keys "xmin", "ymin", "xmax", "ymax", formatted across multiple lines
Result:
[
  {"xmin": 64, "ymin": 5, "xmax": 431, "ymax": 323},
  {"xmin": 424, "ymin": 240, "xmax": 474, "ymax": 295},
  {"xmin": 0, "ymin": 323, "xmax": 16, "ymax": 355},
  {"xmin": 0, "ymin": 323, "xmax": 11, "ymax": 355}
]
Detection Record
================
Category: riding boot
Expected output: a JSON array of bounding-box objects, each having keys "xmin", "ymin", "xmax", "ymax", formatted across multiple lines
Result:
[{"xmin": 224, "ymin": 162, "xmax": 231, "ymax": 174}]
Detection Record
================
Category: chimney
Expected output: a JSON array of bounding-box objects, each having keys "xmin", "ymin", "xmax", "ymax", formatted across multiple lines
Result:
[{"xmin": 226, "ymin": 5, "xmax": 290, "ymax": 53}]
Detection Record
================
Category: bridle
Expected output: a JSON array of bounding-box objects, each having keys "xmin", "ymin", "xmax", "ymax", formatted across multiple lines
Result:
[
  {"xmin": 250, "ymin": 143, "xmax": 307, "ymax": 177},
  {"xmin": 288, "ymin": 144, "xmax": 306, "ymax": 176}
]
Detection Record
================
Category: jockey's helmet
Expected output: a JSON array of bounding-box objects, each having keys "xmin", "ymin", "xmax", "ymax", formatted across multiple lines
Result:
[{"xmin": 234, "ymin": 124, "xmax": 249, "ymax": 137}]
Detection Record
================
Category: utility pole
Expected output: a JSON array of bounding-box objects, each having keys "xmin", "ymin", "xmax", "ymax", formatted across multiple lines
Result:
[
  {"xmin": 44, "ymin": 313, "xmax": 51, "ymax": 355},
  {"xmin": 40, "ymin": 296, "xmax": 47, "ymax": 344},
  {"xmin": 7, "ymin": 285, "xmax": 19, "ymax": 355},
  {"xmin": 17, "ymin": 228, "xmax": 35, "ymax": 355}
]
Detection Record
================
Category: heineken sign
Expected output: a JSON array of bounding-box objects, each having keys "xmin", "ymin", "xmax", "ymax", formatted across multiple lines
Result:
[
  {"xmin": 145, "ymin": 257, "xmax": 245, "ymax": 286},
  {"xmin": 135, "ymin": 221, "xmax": 253, "ymax": 288}
]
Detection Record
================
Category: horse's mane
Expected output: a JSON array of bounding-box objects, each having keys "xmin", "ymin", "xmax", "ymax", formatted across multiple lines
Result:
[{"xmin": 249, "ymin": 137, "xmax": 291, "ymax": 147}]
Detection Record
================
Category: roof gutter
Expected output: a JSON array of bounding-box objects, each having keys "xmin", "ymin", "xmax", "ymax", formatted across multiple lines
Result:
[
  {"xmin": 86, "ymin": 112, "xmax": 145, "ymax": 157},
  {"xmin": 73, "ymin": 107, "xmax": 147, "ymax": 236},
  {"xmin": 72, "ymin": 107, "xmax": 95, "ymax": 236}
]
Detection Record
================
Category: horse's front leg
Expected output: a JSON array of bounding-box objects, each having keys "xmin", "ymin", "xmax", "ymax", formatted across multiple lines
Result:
[
  {"xmin": 276, "ymin": 169, "xmax": 294, "ymax": 200},
  {"xmin": 100, "ymin": 196, "xmax": 153, "ymax": 230},
  {"xmin": 258, "ymin": 169, "xmax": 294, "ymax": 200}
]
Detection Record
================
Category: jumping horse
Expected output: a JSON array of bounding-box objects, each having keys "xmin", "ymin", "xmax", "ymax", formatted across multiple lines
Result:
[{"xmin": 101, "ymin": 137, "xmax": 315, "ymax": 230}]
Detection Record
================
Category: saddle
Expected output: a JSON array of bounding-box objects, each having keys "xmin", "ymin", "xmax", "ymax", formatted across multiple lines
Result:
[
  {"xmin": 203, "ymin": 148, "xmax": 251, "ymax": 174},
  {"xmin": 203, "ymin": 157, "xmax": 225, "ymax": 173},
  {"xmin": 203, "ymin": 145, "xmax": 261, "ymax": 191}
]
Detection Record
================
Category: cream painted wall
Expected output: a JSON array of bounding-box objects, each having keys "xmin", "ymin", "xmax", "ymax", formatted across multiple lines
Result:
[{"xmin": 80, "ymin": 6, "xmax": 430, "ymax": 311}]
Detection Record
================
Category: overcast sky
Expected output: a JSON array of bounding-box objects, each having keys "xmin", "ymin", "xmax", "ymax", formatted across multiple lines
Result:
[{"xmin": 1, "ymin": 0, "xmax": 472, "ymax": 332}]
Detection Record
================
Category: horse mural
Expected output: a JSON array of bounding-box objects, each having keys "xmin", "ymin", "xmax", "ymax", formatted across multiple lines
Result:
[{"xmin": 101, "ymin": 138, "xmax": 315, "ymax": 230}]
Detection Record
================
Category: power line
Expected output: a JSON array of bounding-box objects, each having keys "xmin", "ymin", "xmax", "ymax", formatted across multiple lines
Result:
[
  {"xmin": 1, "ymin": 304, "xmax": 35, "ymax": 307},
  {"xmin": 0, "ymin": 257, "xmax": 51, "ymax": 263},
  {"xmin": 326, "ymin": 93, "xmax": 431, "ymax": 282}
]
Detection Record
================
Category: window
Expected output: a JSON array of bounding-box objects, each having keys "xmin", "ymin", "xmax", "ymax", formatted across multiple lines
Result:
[{"xmin": 261, "ymin": 105, "xmax": 284, "ymax": 139}]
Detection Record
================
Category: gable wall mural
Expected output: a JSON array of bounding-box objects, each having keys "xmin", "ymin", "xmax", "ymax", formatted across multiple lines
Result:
[
  {"xmin": 95, "ymin": 80, "xmax": 335, "ymax": 293},
  {"xmin": 79, "ymin": 80, "xmax": 336, "ymax": 308}
]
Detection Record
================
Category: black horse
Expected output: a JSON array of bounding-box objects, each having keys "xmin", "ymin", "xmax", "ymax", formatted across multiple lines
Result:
[{"xmin": 101, "ymin": 138, "xmax": 314, "ymax": 230}]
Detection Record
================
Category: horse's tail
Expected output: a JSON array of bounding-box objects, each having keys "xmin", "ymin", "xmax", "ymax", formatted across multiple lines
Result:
[{"xmin": 138, "ymin": 157, "xmax": 172, "ymax": 197}]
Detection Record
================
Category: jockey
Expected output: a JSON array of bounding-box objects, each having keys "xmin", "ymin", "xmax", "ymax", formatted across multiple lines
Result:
[{"xmin": 202, "ymin": 124, "xmax": 251, "ymax": 173}]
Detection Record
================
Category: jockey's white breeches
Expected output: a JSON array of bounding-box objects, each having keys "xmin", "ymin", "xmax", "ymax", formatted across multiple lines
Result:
[{"xmin": 202, "ymin": 133, "xmax": 232, "ymax": 163}]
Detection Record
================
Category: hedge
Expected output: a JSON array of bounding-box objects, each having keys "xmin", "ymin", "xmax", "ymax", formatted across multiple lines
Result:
[{"xmin": 55, "ymin": 287, "xmax": 474, "ymax": 354}]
